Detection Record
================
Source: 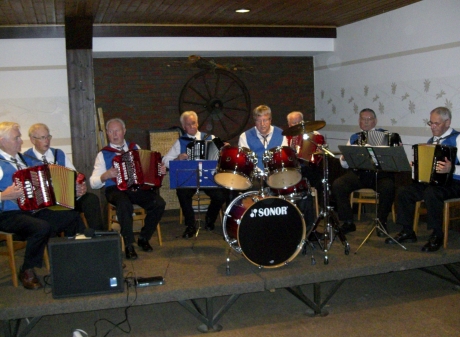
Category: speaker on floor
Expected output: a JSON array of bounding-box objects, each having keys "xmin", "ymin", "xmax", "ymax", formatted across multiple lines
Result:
[{"xmin": 48, "ymin": 236, "xmax": 124, "ymax": 299}]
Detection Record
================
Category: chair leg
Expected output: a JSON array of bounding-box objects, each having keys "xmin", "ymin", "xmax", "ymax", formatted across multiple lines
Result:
[
  {"xmin": 443, "ymin": 203, "xmax": 449, "ymax": 249},
  {"xmin": 6, "ymin": 235, "xmax": 19, "ymax": 287},
  {"xmin": 44, "ymin": 246, "xmax": 50, "ymax": 271},
  {"xmin": 156, "ymin": 224, "xmax": 162, "ymax": 246}
]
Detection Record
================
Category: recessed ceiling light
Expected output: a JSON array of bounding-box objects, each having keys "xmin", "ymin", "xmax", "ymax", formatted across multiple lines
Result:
[{"xmin": 235, "ymin": 9, "xmax": 250, "ymax": 13}]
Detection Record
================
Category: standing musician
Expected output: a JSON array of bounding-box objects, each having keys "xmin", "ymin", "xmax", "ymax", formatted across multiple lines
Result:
[
  {"xmin": 386, "ymin": 107, "xmax": 460, "ymax": 252},
  {"xmin": 238, "ymin": 105, "xmax": 288, "ymax": 191},
  {"xmin": 24, "ymin": 123, "xmax": 104, "ymax": 230},
  {"xmin": 0, "ymin": 122, "xmax": 84, "ymax": 289},
  {"xmin": 90, "ymin": 118, "xmax": 166, "ymax": 260},
  {"xmin": 332, "ymin": 108, "xmax": 397, "ymax": 236},
  {"xmin": 162, "ymin": 111, "xmax": 227, "ymax": 239}
]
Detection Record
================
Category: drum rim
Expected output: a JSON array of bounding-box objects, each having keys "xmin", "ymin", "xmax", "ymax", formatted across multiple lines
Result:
[{"xmin": 214, "ymin": 170, "xmax": 254, "ymax": 190}]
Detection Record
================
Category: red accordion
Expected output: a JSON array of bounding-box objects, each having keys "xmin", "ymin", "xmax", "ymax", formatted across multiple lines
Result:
[
  {"xmin": 112, "ymin": 149, "xmax": 163, "ymax": 190},
  {"xmin": 13, "ymin": 164, "xmax": 76, "ymax": 211}
]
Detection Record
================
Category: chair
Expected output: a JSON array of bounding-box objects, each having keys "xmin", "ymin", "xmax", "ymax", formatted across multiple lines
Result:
[
  {"xmin": 108, "ymin": 204, "xmax": 162, "ymax": 246},
  {"xmin": 350, "ymin": 188, "xmax": 396, "ymax": 222},
  {"xmin": 179, "ymin": 191, "xmax": 223, "ymax": 225},
  {"xmin": 0, "ymin": 231, "xmax": 50, "ymax": 287},
  {"xmin": 412, "ymin": 198, "xmax": 460, "ymax": 248},
  {"xmin": 310, "ymin": 187, "xmax": 320, "ymax": 218}
]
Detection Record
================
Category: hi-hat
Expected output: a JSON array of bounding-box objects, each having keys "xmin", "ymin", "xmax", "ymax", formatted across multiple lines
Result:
[{"xmin": 282, "ymin": 120, "xmax": 326, "ymax": 136}]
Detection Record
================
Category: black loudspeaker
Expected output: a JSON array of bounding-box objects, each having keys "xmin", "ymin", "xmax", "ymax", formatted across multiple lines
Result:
[{"xmin": 48, "ymin": 236, "xmax": 124, "ymax": 299}]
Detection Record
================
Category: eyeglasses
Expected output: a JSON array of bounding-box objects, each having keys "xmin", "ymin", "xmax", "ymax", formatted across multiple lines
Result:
[
  {"xmin": 427, "ymin": 120, "xmax": 447, "ymax": 127},
  {"xmin": 33, "ymin": 135, "xmax": 52, "ymax": 141},
  {"xmin": 359, "ymin": 117, "xmax": 375, "ymax": 122}
]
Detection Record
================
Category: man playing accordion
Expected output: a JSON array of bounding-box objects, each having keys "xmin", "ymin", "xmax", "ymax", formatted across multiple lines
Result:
[
  {"xmin": 386, "ymin": 107, "xmax": 460, "ymax": 252},
  {"xmin": 90, "ymin": 118, "xmax": 166, "ymax": 260},
  {"xmin": 0, "ymin": 122, "xmax": 84, "ymax": 289}
]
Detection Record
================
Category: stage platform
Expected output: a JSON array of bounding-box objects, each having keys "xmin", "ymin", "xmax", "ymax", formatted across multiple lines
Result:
[{"xmin": 1, "ymin": 210, "xmax": 460, "ymax": 336}]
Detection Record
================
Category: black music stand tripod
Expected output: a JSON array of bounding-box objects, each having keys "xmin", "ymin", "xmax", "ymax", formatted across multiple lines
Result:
[
  {"xmin": 305, "ymin": 144, "xmax": 350, "ymax": 265},
  {"xmin": 338, "ymin": 145, "xmax": 411, "ymax": 253}
]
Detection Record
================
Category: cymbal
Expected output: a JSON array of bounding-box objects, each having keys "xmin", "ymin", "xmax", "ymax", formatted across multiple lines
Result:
[{"xmin": 282, "ymin": 120, "xmax": 326, "ymax": 136}]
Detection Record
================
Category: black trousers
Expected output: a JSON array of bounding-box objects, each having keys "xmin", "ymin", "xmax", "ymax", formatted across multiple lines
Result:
[
  {"xmin": 176, "ymin": 188, "xmax": 227, "ymax": 227},
  {"xmin": 396, "ymin": 180, "xmax": 460, "ymax": 236},
  {"xmin": 331, "ymin": 170, "xmax": 395, "ymax": 224},
  {"xmin": 0, "ymin": 208, "xmax": 84, "ymax": 270},
  {"xmin": 75, "ymin": 192, "xmax": 104, "ymax": 230},
  {"xmin": 105, "ymin": 186, "xmax": 166, "ymax": 246}
]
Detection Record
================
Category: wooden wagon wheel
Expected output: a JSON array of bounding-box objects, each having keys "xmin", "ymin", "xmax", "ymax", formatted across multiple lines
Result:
[{"xmin": 178, "ymin": 69, "xmax": 251, "ymax": 141}]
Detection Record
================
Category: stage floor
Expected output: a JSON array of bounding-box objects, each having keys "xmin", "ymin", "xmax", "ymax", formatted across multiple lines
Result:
[{"xmin": 1, "ymin": 210, "xmax": 460, "ymax": 336}]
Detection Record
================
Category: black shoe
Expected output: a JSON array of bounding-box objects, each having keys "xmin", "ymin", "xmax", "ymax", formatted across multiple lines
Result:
[
  {"xmin": 125, "ymin": 245, "xmax": 138, "ymax": 260},
  {"xmin": 182, "ymin": 226, "xmax": 197, "ymax": 239},
  {"xmin": 205, "ymin": 223, "xmax": 215, "ymax": 231},
  {"xmin": 376, "ymin": 223, "xmax": 388, "ymax": 237},
  {"xmin": 385, "ymin": 230, "xmax": 417, "ymax": 244},
  {"xmin": 421, "ymin": 233, "xmax": 443, "ymax": 252},
  {"xmin": 137, "ymin": 237, "xmax": 153, "ymax": 252},
  {"xmin": 340, "ymin": 222, "xmax": 356, "ymax": 234}
]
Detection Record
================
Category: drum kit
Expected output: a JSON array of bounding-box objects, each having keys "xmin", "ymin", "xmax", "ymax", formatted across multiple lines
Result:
[{"xmin": 214, "ymin": 121, "xmax": 350, "ymax": 267}]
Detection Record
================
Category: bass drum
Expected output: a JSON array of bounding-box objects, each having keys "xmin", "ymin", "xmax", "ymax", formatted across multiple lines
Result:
[{"xmin": 223, "ymin": 191, "xmax": 306, "ymax": 268}]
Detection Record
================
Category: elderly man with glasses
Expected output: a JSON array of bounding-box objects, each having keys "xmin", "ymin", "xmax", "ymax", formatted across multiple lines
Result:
[
  {"xmin": 386, "ymin": 107, "xmax": 460, "ymax": 252},
  {"xmin": 24, "ymin": 123, "xmax": 104, "ymax": 230},
  {"xmin": 331, "ymin": 108, "xmax": 398, "ymax": 237}
]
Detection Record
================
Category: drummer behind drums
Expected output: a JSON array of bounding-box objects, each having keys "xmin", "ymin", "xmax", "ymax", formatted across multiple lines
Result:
[
  {"xmin": 162, "ymin": 111, "xmax": 228, "ymax": 239},
  {"xmin": 285, "ymin": 111, "xmax": 325, "ymax": 237},
  {"xmin": 238, "ymin": 105, "xmax": 288, "ymax": 192}
]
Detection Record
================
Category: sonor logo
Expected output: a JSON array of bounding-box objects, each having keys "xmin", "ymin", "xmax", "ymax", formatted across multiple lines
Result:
[{"xmin": 250, "ymin": 206, "xmax": 288, "ymax": 218}]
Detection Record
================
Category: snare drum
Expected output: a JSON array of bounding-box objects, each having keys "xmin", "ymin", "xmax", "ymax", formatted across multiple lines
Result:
[
  {"xmin": 214, "ymin": 146, "xmax": 256, "ymax": 190},
  {"xmin": 264, "ymin": 146, "xmax": 301, "ymax": 189},
  {"xmin": 271, "ymin": 178, "xmax": 310, "ymax": 202},
  {"xmin": 223, "ymin": 191, "xmax": 306, "ymax": 268}
]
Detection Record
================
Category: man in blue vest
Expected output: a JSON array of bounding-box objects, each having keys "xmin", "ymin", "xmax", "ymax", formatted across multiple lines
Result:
[
  {"xmin": 163, "ymin": 111, "xmax": 227, "ymax": 238},
  {"xmin": 24, "ymin": 123, "xmax": 103, "ymax": 230},
  {"xmin": 332, "ymin": 108, "xmax": 397, "ymax": 237},
  {"xmin": 386, "ymin": 107, "xmax": 460, "ymax": 252},
  {"xmin": 0, "ymin": 122, "xmax": 83, "ymax": 289},
  {"xmin": 238, "ymin": 105, "xmax": 288, "ymax": 191},
  {"xmin": 90, "ymin": 118, "xmax": 166, "ymax": 259}
]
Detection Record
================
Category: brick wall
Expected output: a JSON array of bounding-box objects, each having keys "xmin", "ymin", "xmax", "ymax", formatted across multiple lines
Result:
[{"xmin": 94, "ymin": 56, "xmax": 314, "ymax": 149}]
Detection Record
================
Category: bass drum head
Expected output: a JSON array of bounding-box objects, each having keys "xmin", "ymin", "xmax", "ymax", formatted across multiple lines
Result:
[{"xmin": 238, "ymin": 197, "xmax": 305, "ymax": 268}]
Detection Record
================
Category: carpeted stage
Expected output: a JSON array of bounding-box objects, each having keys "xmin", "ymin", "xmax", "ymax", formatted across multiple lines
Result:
[{"xmin": 1, "ymin": 210, "xmax": 460, "ymax": 336}]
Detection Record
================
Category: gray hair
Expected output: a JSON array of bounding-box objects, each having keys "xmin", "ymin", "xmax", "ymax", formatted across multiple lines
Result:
[
  {"xmin": 430, "ymin": 107, "xmax": 452, "ymax": 121},
  {"xmin": 359, "ymin": 108, "xmax": 376, "ymax": 119},
  {"xmin": 106, "ymin": 118, "xmax": 126, "ymax": 130},
  {"xmin": 28, "ymin": 123, "xmax": 50, "ymax": 137},
  {"xmin": 0, "ymin": 122, "xmax": 20, "ymax": 139},
  {"xmin": 180, "ymin": 111, "xmax": 198, "ymax": 125},
  {"xmin": 252, "ymin": 105, "xmax": 272, "ymax": 120}
]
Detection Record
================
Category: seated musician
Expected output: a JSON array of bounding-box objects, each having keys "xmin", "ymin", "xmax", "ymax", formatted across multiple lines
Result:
[
  {"xmin": 386, "ymin": 107, "xmax": 460, "ymax": 252},
  {"xmin": 24, "ymin": 123, "xmax": 104, "ymax": 230},
  {"xmin": 89, "ymin": 118, "xmax": 166, "ymax": 260},
  {"xmin": 286, "ymin": 111, "xmax": 324, "ymax": 234},
  {"xmin": 238, "ymin": 105, "xmax": 288, "ymax": 192},
  {"xmin": 0, "ymin": 122, "xmax": 84, "ymax": 289},
  {"xmin": 331, "ymin": 108, "xmax": 396, "ymax": 236},
  {"xmin": 162, "ymin": 111, "xmax": 227, "ymax": 239}
]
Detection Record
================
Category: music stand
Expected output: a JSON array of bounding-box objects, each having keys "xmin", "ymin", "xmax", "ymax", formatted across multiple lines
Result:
[
  {"xmin": 338, "ymin": 145, "xmax": 411, "ymax": 252},
  {"xmin": 170, "ymin": 160, "xmax": 219, "ymax": 237}
]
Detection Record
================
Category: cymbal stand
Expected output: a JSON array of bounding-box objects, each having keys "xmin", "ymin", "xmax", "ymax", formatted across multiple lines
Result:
[
  {"xmin": 193, "ymin": 162, "xmax": 204, "ymax": 238},
  {"xmin": 305, "ymin": 144, "xmax": 350, "ymax": 265},
  {"xmin": 355, "ymin": 170, "xmax": 407, "ymax": 253}
]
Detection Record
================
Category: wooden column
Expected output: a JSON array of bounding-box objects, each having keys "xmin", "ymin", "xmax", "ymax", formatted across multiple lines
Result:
[{"xmin": 65, "ymin": 16, "xmax": 107, "ymax": 226}]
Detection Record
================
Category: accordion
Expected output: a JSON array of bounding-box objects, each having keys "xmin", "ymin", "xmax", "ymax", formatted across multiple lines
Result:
[
  {"xmin": 13, "ymin": 164, "xmax": 76, "ymax": 211},
  {"xmin": 357, "ymin": 131, "xmax": 402, "ymax": 146},
  {"xmin": 413, "ymin": 144, "xmax": 457, "ymax": 186},
  {"xmin": 112, "ymin": 149, "xmax": 163, "ymax": 190},
  {"xmin": 186, "ymin": 137, "xmax": 225, "ymax": 160}
]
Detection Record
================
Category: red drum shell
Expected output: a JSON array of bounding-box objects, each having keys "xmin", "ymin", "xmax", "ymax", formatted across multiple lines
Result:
[
  {"xmin": 214, "ymin": 146, "xmax": 255, "ymax": 190},
  {"xmin": 272, "ymin": 178, "xmax": 310, "ymax": 201},
  {"xmin": 265, "ymin": 146, "xmax": 301, "ymax": 189}
]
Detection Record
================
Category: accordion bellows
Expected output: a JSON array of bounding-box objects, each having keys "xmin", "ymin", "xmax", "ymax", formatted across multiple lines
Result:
[{"xmin": 14, "ymin": 164, "xmax": 76, "ymax": 211}]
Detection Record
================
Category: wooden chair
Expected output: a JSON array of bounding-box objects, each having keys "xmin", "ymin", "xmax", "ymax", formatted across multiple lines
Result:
[
  {"xmin": 412, "ymin": 198, "xmax": 460, "ymax": 248},
  {"xmin": 350, "ymin": 188, "xmax": 396, "ymax": 222},
  {"xmin": 0, "ymin": 231, "xmax": 50, "ymax": 287},
  {"xmin": 179, "ymin": 191, "xmax": 223, "ymax": 225},
  {"xmin": 108, "ymin": 204, "xmax": 162, "ymax": 246},
  {"xmin": 310, "ymin": 187, "xmax": 320, "ymax": 218}
]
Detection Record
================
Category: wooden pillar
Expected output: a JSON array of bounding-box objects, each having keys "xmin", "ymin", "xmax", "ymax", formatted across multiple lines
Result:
[{"xmin": 65, "ymin": 16, "xmax": 107, "ymax": 226}]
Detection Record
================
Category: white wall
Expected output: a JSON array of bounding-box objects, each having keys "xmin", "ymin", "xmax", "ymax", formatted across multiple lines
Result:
[
  {"xmin": 0, "ymin": 38, "xmax": 72, "ymax": 154},
  {"xmin": 314, "ymin": 0, "xmax": 460, "ymax": 160}
]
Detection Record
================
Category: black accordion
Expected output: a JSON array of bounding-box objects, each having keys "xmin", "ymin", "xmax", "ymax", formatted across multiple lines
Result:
[
  {"xmin": 357, "ymin": 130, "xmax": 401, "ymax": 146},
  {"xmin": 186, "ymin": 137, "xmax": 225, "ymax": 160},
  {"xmin": 413, "ymin": 144, "xmax": 457, "ymax": 186}
]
